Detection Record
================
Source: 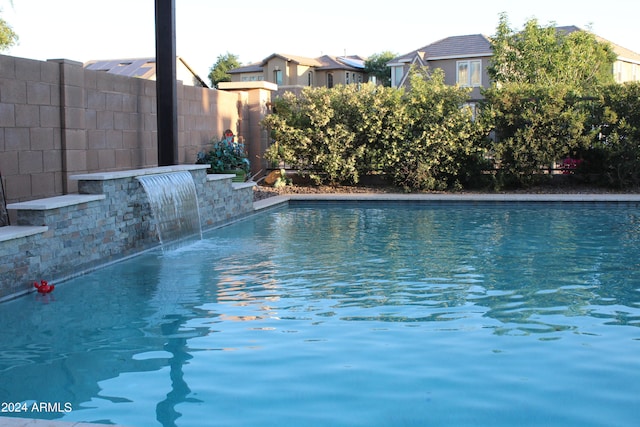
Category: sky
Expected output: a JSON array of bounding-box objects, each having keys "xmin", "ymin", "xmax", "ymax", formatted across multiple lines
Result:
[{"xmin": 1, "ymin": 0, "xmax": 639, "ymax": 81}]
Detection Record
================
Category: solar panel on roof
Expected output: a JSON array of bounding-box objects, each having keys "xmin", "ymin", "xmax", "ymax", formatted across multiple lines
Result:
[{"xmin": 338, "ymin": 57, "xmax": 365, "ymax": 68}]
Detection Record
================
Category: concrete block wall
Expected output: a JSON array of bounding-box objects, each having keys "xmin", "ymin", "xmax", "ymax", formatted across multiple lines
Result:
[
  {"xmin": 1, "ymin": 166, "xmax": 256, "ymax": 301},
  {"xmin": 0, "ymin": 56, "xmax": 63, "ymax": 202},
  {"xmin": 0, "ymin": 54, "xmax": 272, "ymax": 206}
]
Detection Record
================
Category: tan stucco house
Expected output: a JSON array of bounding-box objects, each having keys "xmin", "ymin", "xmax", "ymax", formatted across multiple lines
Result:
[
  {"xmin": 388, "ymin": 28, "xmax": 640, "ymax": 97},
  {"xmin": 228, "ymin": 53, "xmax": 368, "ymax": 96},
  {"xmin": 387, "ymin": 34, "xmax": 492, "ymax": 100}
]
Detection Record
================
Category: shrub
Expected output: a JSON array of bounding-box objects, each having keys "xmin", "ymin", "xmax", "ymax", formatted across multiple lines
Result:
[
  {"xmin": 261, "ymin": 71, "xmax": 640, "ymax": 191},
  {"xmin": 263, "ymin": 70, "xmax": 488, "ymax": 191},
  {"xmin": 263, "ymin": 84, "xmax": 400, "ymax": 185},
  {"xmin": 481, "ymin": 83, "xmax": 590, "ymax": 188},
  {"xmin": 196, "ymin": 131, "xmax": 250, "ymax": 173},
  {"xmin": 386, "ymin": 68, "xmax": 488, "ymax": 191},
  {"xmin": 584, "ymin": 82, "xmax": 640, "ymax": 187}
]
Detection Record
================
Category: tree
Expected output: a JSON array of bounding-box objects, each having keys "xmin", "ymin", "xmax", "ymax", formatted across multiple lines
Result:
[
  {"xmin": 482, "ymin": 83, "xmax": 590, "ymax": 187},
  {"xmin": 482, "ymin": 14, "xmax": 618, "ymax": 188},
  {"xmin": 364, "ymin": 51, "xmax": 396, "ymax": 87},
  {"xmin": 208, "ymin": 52, "xmax": 241, "ymax": 88},
  {"xmin": 583, "ymin": 82, "xmax": 640, "ymax": 187},
  {"xmin": 0, "ymin": 7, "xmax": 18, "ymax": 51},
  {"xmin": 488, "ymin": 13, "xmax": 616, "ymax": 94}
]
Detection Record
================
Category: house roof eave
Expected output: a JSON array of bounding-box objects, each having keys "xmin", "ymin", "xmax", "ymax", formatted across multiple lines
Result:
[{"xmin": 426, "ymin": 52, "xmax": 494, "ymax": 61}]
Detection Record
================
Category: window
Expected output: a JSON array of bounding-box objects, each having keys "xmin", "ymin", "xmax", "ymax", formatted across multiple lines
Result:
[
  {"xmin": 327, "ymin": 73, "xmax": 334, "ymax": 88},
  {"xmin": 241, "ymin": 75, "xmax": 264, "ymax": 82},
  {"xmin": 346, "ymin": 72, "xmax": 350, "ymax": 84},
  {"xmin": 274, "ymin": 69, "xmax": 282, "ymax": 85},
  {"xmin": 391, "ymin": 66, "xmax": 404, "ymax": 87},
  {"xmin": 457, "ymin": 60, "xmax": 482, "ymax": 87},
  {"xmin": 614, "ymin": 62, "xmax": 622, "ymax": 83},
  {"xmin": 308, "ymin": 71, "xmax": 313, "ymax": 86}
]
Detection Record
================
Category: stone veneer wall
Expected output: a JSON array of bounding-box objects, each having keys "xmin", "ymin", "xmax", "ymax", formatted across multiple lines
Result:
[{"xmin": 0, "ymin": 165, "xmax": 255, "ymax": 302}]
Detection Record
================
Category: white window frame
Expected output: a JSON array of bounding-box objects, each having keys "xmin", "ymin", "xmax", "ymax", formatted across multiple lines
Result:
[
  {"xmin": 614, "ymin": 61, "xmax": 622, "ymax": 83},
  {"xmin": 391, "ymin": 66, "xmax": 404, "ymax": 87},
  {"xmin": 456, "ymin": 60, "xmax": 482, "ymax": 87}
]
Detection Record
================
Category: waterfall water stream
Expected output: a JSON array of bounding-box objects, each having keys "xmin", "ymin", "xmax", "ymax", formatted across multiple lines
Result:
[{"xmin": 137, "ymin": 171, "xmax": 202, "ymax": 246}]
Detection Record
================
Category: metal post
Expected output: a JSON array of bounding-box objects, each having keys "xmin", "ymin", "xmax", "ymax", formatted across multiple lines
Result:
[{"xmin": 155, "ymin": 0, "xmax": 178, "ymax": 166}]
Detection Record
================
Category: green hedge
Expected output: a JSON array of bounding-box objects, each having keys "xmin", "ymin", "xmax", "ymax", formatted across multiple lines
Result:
[
  {"xmin": 582, "ymin": 82, "xmax": 640, "ymax": 187},
  {"xmin": 262, "ymin": 72, "xmax": 640, "ymax": 191}
]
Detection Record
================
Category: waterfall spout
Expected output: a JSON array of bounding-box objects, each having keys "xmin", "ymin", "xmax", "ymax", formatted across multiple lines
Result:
[{"xmin": 137, "ymin": 171, "xmax": 202, "ymax": 246}]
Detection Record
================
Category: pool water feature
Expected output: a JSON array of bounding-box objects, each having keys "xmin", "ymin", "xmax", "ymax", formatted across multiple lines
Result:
[
  {"xmin": 1, "ymin": 202, "xmax": 639, "ymax": 426},
  {"xmin": 137, "ymin": 171, "xmax": 202, "ymax": 246}
]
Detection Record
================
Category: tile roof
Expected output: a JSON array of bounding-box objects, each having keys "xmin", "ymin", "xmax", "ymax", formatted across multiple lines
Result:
[
  {"xmin": 316, "ymin": 55, "xmax": 366, "ymax": 70},
  {"xmin": 227, "ymin": 62, "xmax": 263, "ymax": 74},
  {"xmin": 261, "ymin": 53, "xmax": 325, "ymax": 67},
  {"xmin": 228, "ymin": 54, "xmax": 367, "ymax": 74},
  {"xmin": 390, "ymin": 28, "xmax": 640, "ymax": 65},
  {"xmin": 391, "ymin": 34, "xmax": 493, "ymax": 64}
]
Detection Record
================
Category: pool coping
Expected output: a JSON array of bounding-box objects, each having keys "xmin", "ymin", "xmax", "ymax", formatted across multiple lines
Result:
[
  {"xmin": 0, "ymin": 416, "xmax": 132, "ymax": 427},
  {"xmin": 253, "ymin": 192, "xmax": 640, "ymax": 211},
  {"xmin": 8, "ymin": 191, "xmax": 640, "ymax": 427}
]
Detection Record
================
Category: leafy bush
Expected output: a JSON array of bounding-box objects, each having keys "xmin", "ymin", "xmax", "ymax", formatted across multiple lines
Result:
[
  {"xmin": 263, "ymin": 84, "xmax": 403, "ymax": 185},
  {"xmin": 263, "ymin": 69, "xmax": 488, "ymax": 191},
  {"xmin": 260, "ymin": 66, "xmax": 640, "ymax": 191},
  {"xmin": 584, "ymin": 82, "xmax": 640, "ymax": 187},
  {"xmin": 481, "ymin": 83, "xmax": 590, "ymax": 188},
  {"xmin": 196, "ymin": 131, "xmax": 250, "ymax": 173},
  {"xmin": 387, "ymin": 68, "xmax": 488, "ymax": 191}
]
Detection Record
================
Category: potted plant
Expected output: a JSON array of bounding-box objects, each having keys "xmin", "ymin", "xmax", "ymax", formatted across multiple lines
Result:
[{"xmin": 196, "ymin": 130, "xmax": 250, "ymax": 182}]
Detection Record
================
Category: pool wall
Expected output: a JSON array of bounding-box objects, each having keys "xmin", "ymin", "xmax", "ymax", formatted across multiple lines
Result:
[
  {"xmin": 0, "ymin": 165, "xmax": 255, "ymax": 302},
  {"xmin": 3, "ymin": 186, "xmax": 640, "ymax": 303}
]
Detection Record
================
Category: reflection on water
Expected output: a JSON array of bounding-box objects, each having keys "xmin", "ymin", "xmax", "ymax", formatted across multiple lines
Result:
[{"xmin": 0, "ymin": 203, "xmax": 639, "ymax": 426}]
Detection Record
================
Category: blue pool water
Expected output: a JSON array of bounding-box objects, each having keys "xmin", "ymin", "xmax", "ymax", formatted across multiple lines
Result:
[{"xmin": 1, "ymin": 202, "xmax": 639, "ymax": 426}]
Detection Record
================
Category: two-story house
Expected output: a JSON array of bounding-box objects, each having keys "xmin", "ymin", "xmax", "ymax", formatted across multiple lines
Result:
[
  {"xmin": 388, "ymin": 34, "xmax": 493, "ymax": 101},
  {"xmin": 228, "ymin": 53, "xmax": 367, "ymax": 96},
  {"xmin": 388, "ymin": 28, "xmax": 640, "ymax": 97}
]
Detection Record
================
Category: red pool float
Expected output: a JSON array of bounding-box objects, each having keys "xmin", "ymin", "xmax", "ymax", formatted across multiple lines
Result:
[{"xmin": 34, "ymin": 280, "xmax": 55, "ymax": 294}]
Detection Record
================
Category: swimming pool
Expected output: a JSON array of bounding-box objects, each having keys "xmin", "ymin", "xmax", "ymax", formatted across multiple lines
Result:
[{"xmin": 1, "ymin": 201, "xmax": 639, "ymax": 426}]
